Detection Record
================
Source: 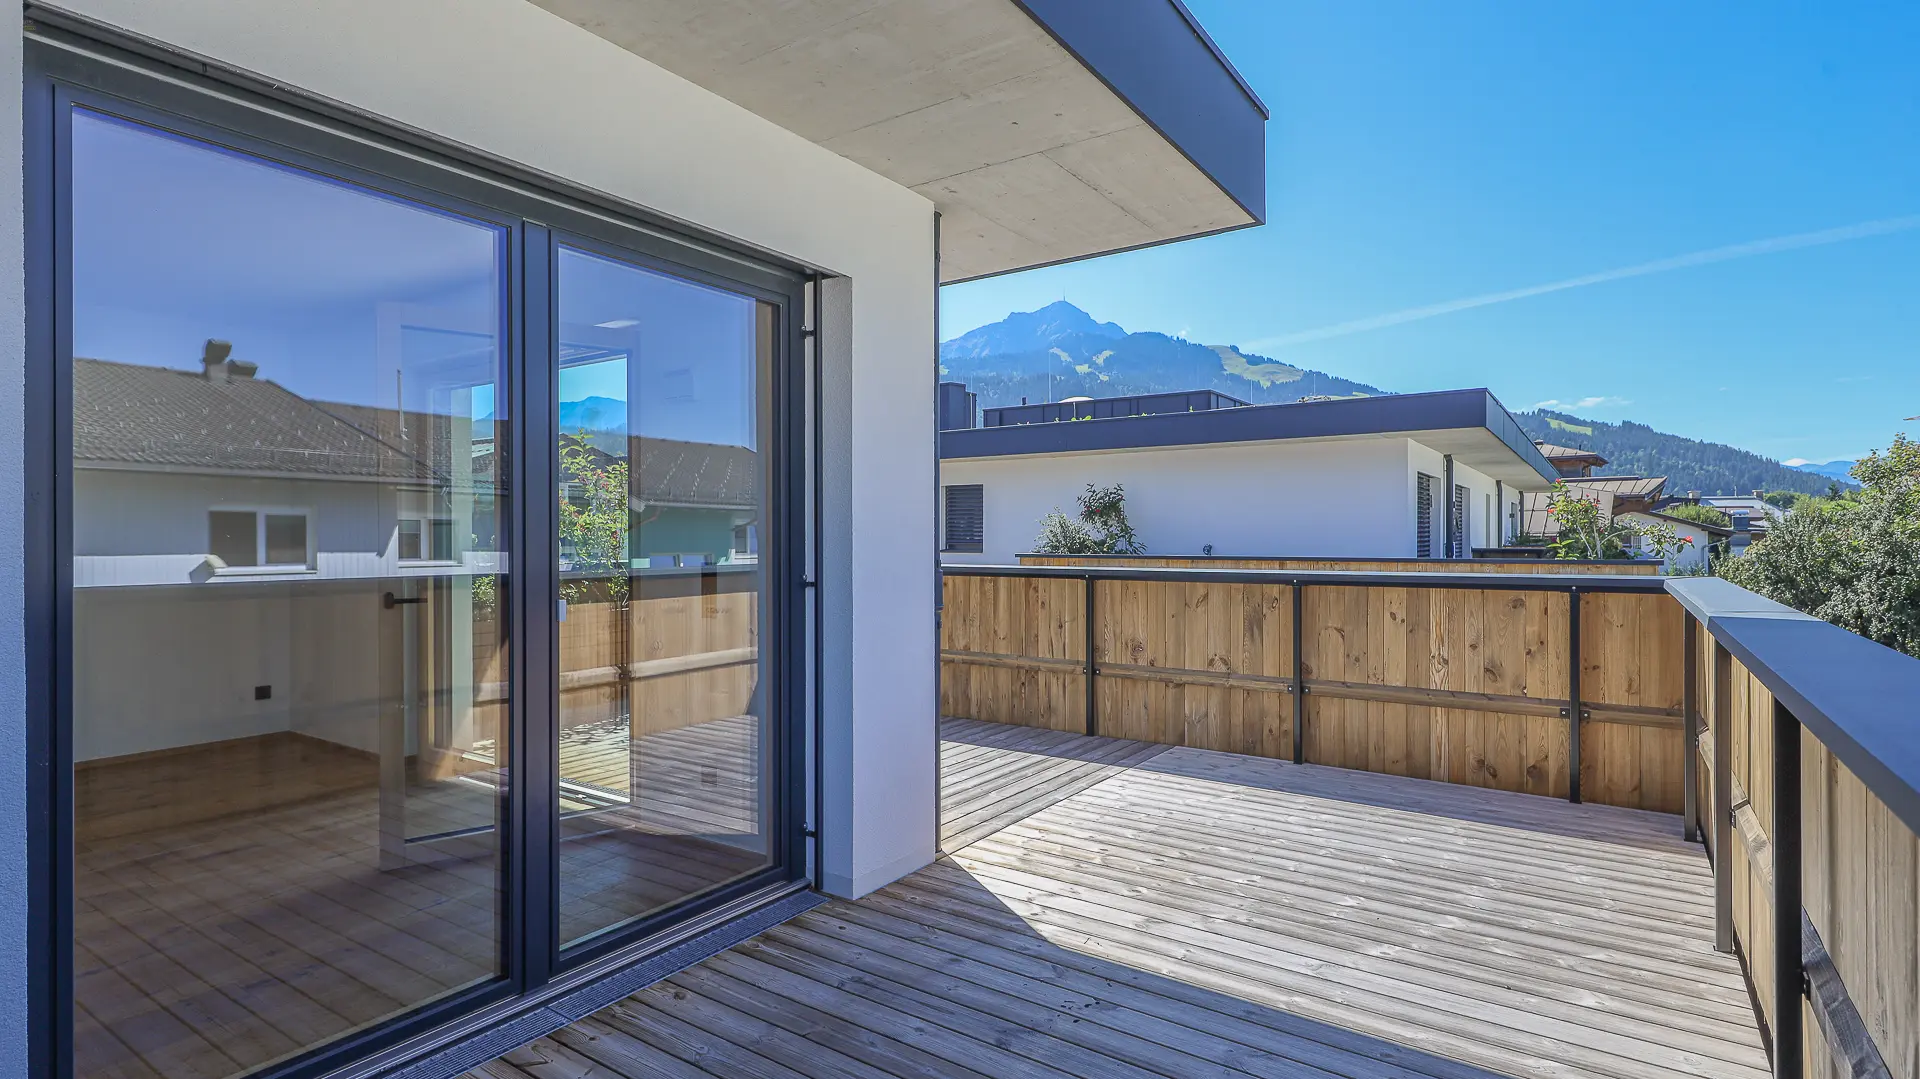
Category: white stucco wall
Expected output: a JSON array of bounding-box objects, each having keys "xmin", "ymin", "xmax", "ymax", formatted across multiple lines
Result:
[
  {"xmin": 1406, "ymin": 443, "xmax": 1510, "ymax": 555},
  {"xmin": 941, "ymin": 438, "xmax": 1423, "ymax": 562},
  {"xmin": 19, "ymin": 0, "xmax": 938, "ymax": 919}
]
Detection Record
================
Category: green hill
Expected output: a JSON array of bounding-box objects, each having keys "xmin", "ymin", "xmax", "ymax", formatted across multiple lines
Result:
[{"xmin": 1516, "ymin": 410, "xmax": 1845, "ymax": 497}]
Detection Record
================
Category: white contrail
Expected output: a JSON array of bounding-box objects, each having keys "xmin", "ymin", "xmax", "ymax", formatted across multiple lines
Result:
[{"xmin": 1241, "ymin": 215, "xmax": 1920, "ymax": 352}]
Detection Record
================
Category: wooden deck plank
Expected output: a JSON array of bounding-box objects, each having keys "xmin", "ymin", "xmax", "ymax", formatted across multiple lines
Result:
[{"xmin": 470, "ymin": 718, "xmax": 1767, "ymax": 1079}]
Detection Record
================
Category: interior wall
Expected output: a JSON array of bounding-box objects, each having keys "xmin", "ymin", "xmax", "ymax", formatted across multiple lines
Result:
[{"xmin": 44, "ymin": 0, "xmax": 939, "ymax": 898}]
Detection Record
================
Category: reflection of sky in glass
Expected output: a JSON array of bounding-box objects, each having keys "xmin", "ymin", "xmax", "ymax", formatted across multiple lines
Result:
[
  {"xmin": 557, "ymin": 247, "xmax": 757, "ymax": 450},
  {"xmin": 70, "ymin": 109, "xmax": 503, "ymax": 413}
]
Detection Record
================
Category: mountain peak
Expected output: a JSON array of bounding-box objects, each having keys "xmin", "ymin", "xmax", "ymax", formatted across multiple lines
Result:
[{"xmin": 942, "ymin": 301, "xmax": 1127, "ymax": 360}]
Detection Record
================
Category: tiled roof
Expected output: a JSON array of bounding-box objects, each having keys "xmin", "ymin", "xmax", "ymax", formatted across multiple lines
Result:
[
  {"xmin": 73, "ymin": 358, "xmax": 439, "ymax": 481},
  {"xmin": 558, "ymin": 436, "xmax": 757, "ymax": 510}
]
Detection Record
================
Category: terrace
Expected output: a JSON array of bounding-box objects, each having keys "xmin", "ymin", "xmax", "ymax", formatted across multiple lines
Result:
[{"xmin": 463, "ymin": 563, "xmax": 1915, "ymax": 1079}]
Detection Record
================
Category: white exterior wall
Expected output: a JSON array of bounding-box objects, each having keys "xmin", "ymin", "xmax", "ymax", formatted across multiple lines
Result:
[
  {"xmin": 1617, "ymin": 512, "xmax": 1714, "ymax": 572},
  {"xmin": 1406, "ymin": 443, "xmax": 1507, "ymax": 555},
  {"xmin": 10, "ymin": 0, "xmax": 938, "ymax": 952},
  {"xmin": 942, "ymin": 438, "xmax": 1419, "ymax": 563}
]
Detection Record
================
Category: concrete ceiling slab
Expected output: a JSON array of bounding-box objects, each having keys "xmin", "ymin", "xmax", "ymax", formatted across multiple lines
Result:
[{"xmin": 526, "ymin": 0, "xmax": 1264, "ymax": 281}]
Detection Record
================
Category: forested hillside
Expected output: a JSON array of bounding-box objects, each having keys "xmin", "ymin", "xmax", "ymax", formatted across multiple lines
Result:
[{"xmin": 1516, "ymin": 410, "xmax": 1843, "ymax": 497}]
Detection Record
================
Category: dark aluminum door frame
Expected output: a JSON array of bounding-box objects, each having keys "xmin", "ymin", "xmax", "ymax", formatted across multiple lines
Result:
[{"xmin": 23, "ymin": 23, "xmax": 816, "ymax": 1079}]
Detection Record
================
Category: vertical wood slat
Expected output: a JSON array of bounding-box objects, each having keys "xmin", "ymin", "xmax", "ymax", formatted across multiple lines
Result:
[
  {"xmin": 1685, "ymin": 615, "xmax": 1700, "ymax": 841},
  {"xmin": 1569, "ymin": 588, "xmax": 1583, "ymax": 804}
]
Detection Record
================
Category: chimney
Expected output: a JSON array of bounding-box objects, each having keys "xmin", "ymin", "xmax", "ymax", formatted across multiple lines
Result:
[
  {"xmin": 937, "ymin": 381, "xmax": 977, "ymax": 431},
  {"xmin": 1687, "ymin": 490, "xmax": 1700, "ymax": 502},
  {"xmin": 201, "ymin": 339, "xmax": 233, "ymax": 383}
]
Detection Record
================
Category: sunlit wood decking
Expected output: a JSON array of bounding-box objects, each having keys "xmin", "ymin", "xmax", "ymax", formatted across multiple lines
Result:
[{"xmin": 473, "ymin": 718, "xmax": 1768, "ymax": 1079}]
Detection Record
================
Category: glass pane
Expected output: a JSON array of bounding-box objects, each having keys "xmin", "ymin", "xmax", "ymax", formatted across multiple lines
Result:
[
  {"xmin": 399, "ymin": 518, "xmax": 423, "ymax": 561},
  {"xmin": 209, "ymin": 510, "xmax": 256, "ymax": 567},
  {"xmin": 555, "ymin": 246, "xmax": 773, "ymax": 950},
  {"xmin": 264, "ymin": 513, "xmax": 307, "ymax": 566},
  {"xmin": 70, "ymin": 109, "xmax": 509, "ymax": 1079}
]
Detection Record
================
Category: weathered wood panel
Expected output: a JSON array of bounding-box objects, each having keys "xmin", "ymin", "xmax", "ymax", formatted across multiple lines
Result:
[
  {"xmin": 1094, "ymin": 578, "xmax": 1293, "ymax": 757},
  {"xmin": 1299, "ymin": 586, "xmax": 1572, "ymax": 798},
  {"xmin": 1020, "ymin": 554, "xmax": 1661, "ymax": 575},
  {"xmin": 1803, "ymin": 736, "xmax": 1919, "ymax": 1079},
  {"xmin": 1580, "ymin": 591, "xmax": 1686, "ymax": 812},
  {"xmin": 938, "ymin": 574, "xmax": 1085, "ymax": 733}
]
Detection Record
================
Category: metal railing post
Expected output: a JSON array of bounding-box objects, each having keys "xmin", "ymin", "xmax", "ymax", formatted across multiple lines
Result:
[
  {"xmin": 1084, "ymin": 574, "xmax": 1097, "ymax": 737},
  {"xmin": 1771, "ymin": 698, "xmax": 1804, "ymax": 1079},
  {"xmin": 1683, "ymin": 615, "xmax": 1700, "ymax": 842},
  {"xmin": 1568, "ymin": 587, "xmax": 1583, "ymax": 804},
  {"xmin": 1292, "ymin": 582, "xmax": 1305, "ymax": 765},
  {"xmin": 1712, "ymin": 641, "xmax": 1734, "ymax": 953}
]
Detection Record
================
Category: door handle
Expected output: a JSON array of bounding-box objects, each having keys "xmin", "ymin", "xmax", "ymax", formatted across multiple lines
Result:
[{"xmin": 383, "ymin": 592, "xmax": 426, "ymax": 609}]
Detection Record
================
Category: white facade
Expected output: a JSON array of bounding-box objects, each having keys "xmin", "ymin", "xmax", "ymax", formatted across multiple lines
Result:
[{"xmin": 942, "ymin": 436, "xmax": 1524, "ymax": 564}]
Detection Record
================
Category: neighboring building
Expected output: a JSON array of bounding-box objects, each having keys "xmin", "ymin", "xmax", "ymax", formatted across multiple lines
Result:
[
  {"xmin": 1535, "ymin": 440, "xmax": 1611, "ymax": 478},
  {"xmin": 1697, "ymin": 491, "xmax": 1786, "ymax": 554},
  {"xmin": 1, "ymin": 6, "xmax": 1267, "ymax": 1079},
  {"xmin": 939, "ymin": 387, "xmax": 1558, "ymax": 563},
  {"xmin": 1518, "ymin": 445, "xmax": 1733, "ymax": 569}
]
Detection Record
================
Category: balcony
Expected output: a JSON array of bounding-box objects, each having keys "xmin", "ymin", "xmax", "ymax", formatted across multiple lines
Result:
[{"xmin": 467, "ymin": 563, "xmax": 1914, "ymax": 1079}]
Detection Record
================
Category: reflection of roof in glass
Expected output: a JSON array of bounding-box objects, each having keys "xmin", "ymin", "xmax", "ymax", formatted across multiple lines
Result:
[
  {"xmin": 73, "ymin": 358, "xmax": 444, "ymax": 481},
  {"xmin": 558, "ymin": 437, "xmax": 758, "ymax": 510}
]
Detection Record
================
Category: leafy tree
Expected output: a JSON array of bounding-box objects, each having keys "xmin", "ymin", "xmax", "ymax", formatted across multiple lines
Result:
[
  {"xmin": 1544, "ymin": 482, "xmax": 1690, "ymax": 561},
  {"xmin": 1033, "ymin": 510, "xmax": 1104, "ymax": 555},
  {"xmin": 1721, "ymin": 434, "xmax": 1920, "ymax": 656},
  {"xmin": 1660, "ymin": 503, "xmax": 1732, "ymax": 529},
  {"xmin": 558, "ymin": 432, "xmax": 629, "ymax": 600},
  {"xmin": 1033, "ymin": 483, "xmax": 1145, "ymax": 555}
]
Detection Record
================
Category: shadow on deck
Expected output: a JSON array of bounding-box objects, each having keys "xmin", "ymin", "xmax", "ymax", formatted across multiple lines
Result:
[{"xmin": 474, "ymin": 718, "xmax": 1767, "ymax": 1079}]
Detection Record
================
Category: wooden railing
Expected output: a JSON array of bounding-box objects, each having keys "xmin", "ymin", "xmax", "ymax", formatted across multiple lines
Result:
[
  {"xmin": 1673, "ymin": 578, "xmax": 1914, "ymax": 1079},
  {"xmin": 1017, "ymin": 553, "xmax": 1664, "ymax": 575},
  {"xmin": 941, "ymin": 564, "xmax": 1684, "ymax": 811}
]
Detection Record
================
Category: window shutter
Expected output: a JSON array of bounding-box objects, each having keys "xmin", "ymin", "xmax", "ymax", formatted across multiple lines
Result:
[
  {"xmin": 1416, "ymin": 474, "xmax": 1434, "ymax": 558},
  {"xmin": 944, "ymin": 484, "xmax": 984, "ymax": 552},
  {"xmin": 1452, "ymin": 484, "xmax": 1469, "ymax": 557}
]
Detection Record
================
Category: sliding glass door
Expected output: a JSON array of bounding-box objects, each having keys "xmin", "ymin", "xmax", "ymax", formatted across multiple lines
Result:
[
  {"xmin": 67, "ymin": 110, "xmax": 511, "ymax": 1079},
  {"xmin": 553, "ymin": 246, "xmax": 778, "ymax": 951},
  {"xmin": 42, "ymin": 51, "xmax": 805, "ymax": 1079}
]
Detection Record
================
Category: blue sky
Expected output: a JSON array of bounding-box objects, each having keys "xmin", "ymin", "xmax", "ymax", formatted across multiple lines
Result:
[{"xmin": 939, "ymin": 3, "xmax": 1920, "ymax": 466}]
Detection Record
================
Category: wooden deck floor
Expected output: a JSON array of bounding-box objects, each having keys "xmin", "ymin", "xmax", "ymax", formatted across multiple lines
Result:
[
  {"xmin": 476, "ymin": 718, "xmax": 1768, "ymax": 1079},
  {"xmin": 75, "ymin": 717, "xmax": 770, "ymax": 1079}
]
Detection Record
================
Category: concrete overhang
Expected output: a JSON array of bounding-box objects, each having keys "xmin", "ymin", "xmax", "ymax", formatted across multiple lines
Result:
[
  {"xmin": 941, "ymin": 389, "xmax": 1563, "ymax": 489},
  {"xmin": 527, "ymin": 0, "xmax": 1267, "ymax": 282}
]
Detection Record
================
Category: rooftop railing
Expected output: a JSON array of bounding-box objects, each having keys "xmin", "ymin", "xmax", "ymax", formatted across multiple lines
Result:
[{"xmin": 940, "ymin": 562, "xmax": 1916, "ymax": 1079}]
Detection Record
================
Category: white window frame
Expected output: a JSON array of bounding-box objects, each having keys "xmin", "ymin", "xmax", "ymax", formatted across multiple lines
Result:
[
  {"xmin": 397, "ymin": 514, "xmax": 458, "ymax": 565},
  {"xmin": 209, "ymin": 504, "xmax": 315, "ymax": 574}
]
